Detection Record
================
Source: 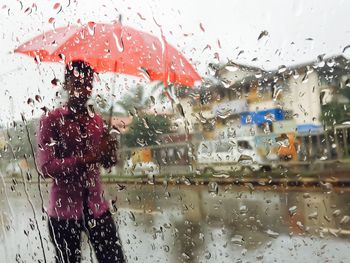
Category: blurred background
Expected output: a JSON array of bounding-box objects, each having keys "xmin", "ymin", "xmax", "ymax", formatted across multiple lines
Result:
[{"xmin": 1, "ymin": 0, "xmax": 350, "ymax": 262}]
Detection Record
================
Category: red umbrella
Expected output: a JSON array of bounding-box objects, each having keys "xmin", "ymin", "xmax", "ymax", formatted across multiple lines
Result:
[{"xmin": 14, "ymin": 22, "xmax": 201, "ymax": 87}]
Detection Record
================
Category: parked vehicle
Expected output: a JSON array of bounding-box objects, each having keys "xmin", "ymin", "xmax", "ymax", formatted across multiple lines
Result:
[
  {"xmin": 123, "ymin": 160, "xmax": 160, "ymax": 177},
  {"xmin": 195, "ymin": 138, "xmax": 272, "ymax": 174},
  {"xmin": 4, "ymin": 162, "xmax": 21, "ymax": 177}
]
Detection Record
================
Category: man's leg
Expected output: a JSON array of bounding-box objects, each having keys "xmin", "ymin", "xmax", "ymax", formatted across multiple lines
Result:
[
  {"xmin": 86, "ymin": 211, "xmax": 125, "ymax": 263},
  {"xmin": 48, "ymin": 217, "xmax": 82, "ymax": 263}
]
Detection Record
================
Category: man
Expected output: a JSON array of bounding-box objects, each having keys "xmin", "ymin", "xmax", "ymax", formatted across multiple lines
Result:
[{"xmin": 37, "ymin": 60, "xmax": 125, "ymax": 263}]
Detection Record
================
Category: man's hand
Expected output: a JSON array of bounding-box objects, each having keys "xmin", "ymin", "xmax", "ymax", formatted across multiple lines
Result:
[
  {"xmin": 78, "ymin": 152, "xmax": 100, "ymax": 165},
  {"xmin": 99, "ymin": 132, "xmax": 118, "ymax": 169}
]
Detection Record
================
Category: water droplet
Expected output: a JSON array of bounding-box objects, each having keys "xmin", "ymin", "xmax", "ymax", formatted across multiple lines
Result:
[
  {"xmin": 292, "ymin": 70, "xmax": 300, "ymax": 79},
  {"xmin": 129, "ymin": 211, "xmax": 135, "ymax": 221},
  {"xmin": 147, "ymin": 174, "xmax": 155, "ymax": 185},
  {"xmin": 257, "ymin": 30, "xmax": 269, "ymax": 40},
  {"xmin": 255, "ymin": 71, "xmax": 263, "ymax": 78},
  {"xmin": 208, "ymin": 63, "xmax": 219, "ymax": 76},
  {"xmin": 237, "ymin": 50, "xmax": 244, "ymax": 58},
  {"xmin": 324, "ymin": 61, "xmax": 334, "ymax": 70},
  {"xmin": 58, "ymin": 53, "xmax": 66, "ymax": 63},
  {"xmin": 220, "ymin": 79, "xmax": 232, "ymax": 89},
  {"xmin": 26, "ymin": 171, "xmax": 32, "ymax": 181},
  {"xmin": 296, "ymin": 221, "xmax": 304, "ymax": 230},
  {"xmin": 238, "ymin": 154, "xmax": 253, "ymax": 164},
  {"xmin": 149, "ymin": 95, "xmax": 156, "ymax": 105},
  {"xmin": 245, "ymin": 115, "xmax": 252, "ymax": 124},
  {"xmin": 182, "ymin": 253, "xmax": 190, "ymax": 260},
  {"xmin": 56, "ymin": 198, "xmax": 62, "ymax": 208},
  {"xmin": 239, "ymin": 205, "xmax": 248, "ymax": 214},
  {"xmin": 278, "ymin": 65, "xmax": 287, "ymax": 73},
  {"xmin": 246, "ymin": 183, "xmax": 255, "ymax": 193},
  {"xmin": 27, "ymin": 98, "xmax": 34, "ymax": 107},
  {"xmin": 204, "ymin": 250, "xmax": 211, "ymax": 259},
  {"xmin": 224, "ymin": 61, "xmax": 238, "ymax": 72},
  {"xmin": 136, "ymin": 12, "xmax": 146, "ymax": 20},
  {"xmin": 163, "ymin": 245, "xmax": 170, "ymax": 252},
  {"xmin": 35, "ymin": 95, "xmax": 42, "ymax": 103},
  {"xmin": 308, "ymin": 212, "xmax": 318, "ymax": 219},
  {"xmin": 332, "ymin": 209, "xmax": 341, "ymax": 217},
  {"xmin": 34, "ymin": 55, "xmax": 41, "ymax": 64},
  {"xmin": 88, "ymin": 219, "xmax": 96, "ymax": 228},
  {"xmin": 231, "ymin": 234, "xmax": 244, "ymax": 245},
  {"xmin": 264, "ymin": 112, "xmax": 275, "ymax": 122},
  {"xmin": 316, "ymin": 54, "xmax": 325, "ymax": 66},
  {"xmin": 182, "ymin": 177, "xmax": 191, "ymax": 185},
  {"xmin": 342, "ymin": 45, "xmax": 350, "ymax": 54},
  {"xmin": 113, "ymin": 32, "xmax": 124, "ymax": 53},
  {"xmin": 136, "ymin": 138, "xmax": 146, "ymax": 147},
  {"xmin": 266, "ymin": 229, "xmax": 279, "ymax": 238},
  {"xmin": 24, "ymin": 6, "xmax": 32, "ymax": 14},
  {"xmin": 340, "ymin": 215, "xmax": 350, "ymax": 224},
  {"xmin": 320, "ymin": 182, "xmax": 333, "ymax": 191},
  {"xmin": 273, "ymin": 87, "xmax": 283, "ymax": 101},
  {"xmin": 289, "ymin": 206, "xmax": 297, "ymax": 216},
  {"xmin": 73, "ymin": 68, "xmax": 79, "ymax": 77},
  {"xmin": 138, "ymin": 67, "xmax": 151, "ymax": 81},
  {"xmin": 303, "ymin": 193, "xmax": 310, "ymax": 199},
  {"xmin": 53, "ymin": 3, "xmax": 61, "ymax": 10},
  {"xmin": 151, "ymin": 41, "xmax": 157, "ymax": 51},
  {"xmin": 216, "ymin": 109, "xmax": 233, "ymax": 119},
  {"xmin": 208, "ymin": 181, "xmax": 218, "ymax": 195},
  {"xmin": 87, "ymin": 105, "xmax": 95, "ymax": 118},
  {"xmin": 40, "ymin": 106, "xmax": 49, "ymax": 116},
  {"xmin": 87, "ymin": 21, "xmax": 96, "ymax": 36}
]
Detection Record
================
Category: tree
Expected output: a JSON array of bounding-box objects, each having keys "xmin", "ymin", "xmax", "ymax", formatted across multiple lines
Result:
[
  {"xmin": 115, "ymin": 82, "xmax": 163, "ymax": 115},
  {"xmin": 321, "ymin": 86, "xmax": 350, "ymax": 127},
  {"xmin": 121, "ymin": 114, "xmax": 171, "ymax": 148},
  {"xmin": 321, "ymin": 102, "xmax": 350, "ymax": 126}
]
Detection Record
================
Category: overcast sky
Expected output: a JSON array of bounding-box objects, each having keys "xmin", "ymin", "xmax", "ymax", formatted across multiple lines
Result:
[{"xmin": 1, "ymin": 0, "xmax": 350, "ymax": 125}]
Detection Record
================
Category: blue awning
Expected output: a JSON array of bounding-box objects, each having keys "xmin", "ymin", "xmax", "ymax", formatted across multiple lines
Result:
[{"xmin": 240, "ymin": 109, "xmax": 284, "ymax": 125}]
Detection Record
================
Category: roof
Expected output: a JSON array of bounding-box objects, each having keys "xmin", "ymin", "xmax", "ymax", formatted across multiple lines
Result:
[
  {"xmin": 218, "ymin": 55, "xmax": 350, "ymax": 90},
  {"xmin": 297, "ymin": 124, "xmax": 324, "ymax": 135}
]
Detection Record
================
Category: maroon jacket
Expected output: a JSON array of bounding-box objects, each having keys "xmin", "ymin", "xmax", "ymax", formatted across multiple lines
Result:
[{"xmin": 37, "ymin": 106, "xmax": 109, "ymax": 219}]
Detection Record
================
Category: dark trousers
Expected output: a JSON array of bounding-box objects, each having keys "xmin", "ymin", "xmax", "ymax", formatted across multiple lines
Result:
[{"xmin": 48, "ymin": 211, "xmax": 125, "ymax": 263}]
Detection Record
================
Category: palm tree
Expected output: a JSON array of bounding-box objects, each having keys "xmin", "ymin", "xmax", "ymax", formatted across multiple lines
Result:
[{"xmin": 115, "ymin": 81, "xmax": 163, "ymax": 115}]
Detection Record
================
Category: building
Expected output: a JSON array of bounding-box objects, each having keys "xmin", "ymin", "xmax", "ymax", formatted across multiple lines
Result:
[{"xmin": 179, "ymin": 56, "xmax": 350, "ymax": 162}]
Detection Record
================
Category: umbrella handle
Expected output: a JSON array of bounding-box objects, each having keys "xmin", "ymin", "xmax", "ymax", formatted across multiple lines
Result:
[
  {"xmin": 108, "ymin": 105, "xmax": 113, "ymax": 130},
  {"xmin": 107, "ymin": 61, "xmax": 118, "ymax": 131}
]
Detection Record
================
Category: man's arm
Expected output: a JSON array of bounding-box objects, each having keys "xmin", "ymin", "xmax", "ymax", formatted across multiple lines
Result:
[
  {"xmin": 100, "ymin": 122, "xmax": 118, "ymax": 169},
  {"xmin": 37, "ymin": 114, "xmax": 82, "ymax": 179}
]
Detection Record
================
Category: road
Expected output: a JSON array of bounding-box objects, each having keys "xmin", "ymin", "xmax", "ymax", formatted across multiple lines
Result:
[{"xmin": 1, "ymin": 181, "xmax": 349, "ymax": 262}]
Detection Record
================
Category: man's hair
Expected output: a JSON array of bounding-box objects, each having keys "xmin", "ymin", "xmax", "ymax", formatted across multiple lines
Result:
[{"xmin": 64, "ymin": 60, "xmax": 94, "ymax": 89}]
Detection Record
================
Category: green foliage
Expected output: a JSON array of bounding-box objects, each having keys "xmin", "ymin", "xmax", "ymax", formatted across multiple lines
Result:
[
  {"xmin": 0, "ymin": 118, "xmax": 38, "ymax": 160},
  {"xmin": 116, "ymin": 83, "xmax": 161, "ymax": 115},
  {"xmin": 321, "ymin": 102, "xmax": 350, "ymax": 126},
  {"xmin": 321, "ymin": 86, "xmax": 350, "ymax": 127},
  {"xmin": 121, "ymin": 114, "xmax": 171, "ymax": 148}
]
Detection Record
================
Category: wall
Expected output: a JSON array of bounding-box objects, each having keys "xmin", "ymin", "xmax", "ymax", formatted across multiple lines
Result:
[{"xmin": 286, "ymin": 71, "xmax": 321, "ymax": 126}]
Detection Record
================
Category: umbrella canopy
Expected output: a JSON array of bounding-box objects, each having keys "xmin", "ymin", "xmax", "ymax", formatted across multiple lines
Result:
[{"xmin": 14, "ymin": 22, "xmax": 201, "ymax": 87}]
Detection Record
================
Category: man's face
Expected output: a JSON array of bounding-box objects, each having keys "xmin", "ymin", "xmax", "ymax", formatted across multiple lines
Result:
[{"xmin": 66, "ymin": 70, "xmax": 94, "ymax": 108}]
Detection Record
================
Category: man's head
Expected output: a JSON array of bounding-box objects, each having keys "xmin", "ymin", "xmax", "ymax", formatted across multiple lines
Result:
[{"xmin": 64, "ymin": 60, "xmax": 94, "ymax": 110}]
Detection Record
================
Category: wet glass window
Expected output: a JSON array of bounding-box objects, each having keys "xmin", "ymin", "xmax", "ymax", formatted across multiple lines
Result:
[{"xmin": 1, "ymin": 1, "xmax": 350, "ymax": 263}]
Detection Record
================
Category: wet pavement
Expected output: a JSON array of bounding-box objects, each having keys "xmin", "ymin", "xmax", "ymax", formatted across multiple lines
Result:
[{"xmin": 1, "ymin": 181, "xmax": 350, "ymax": 263}]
